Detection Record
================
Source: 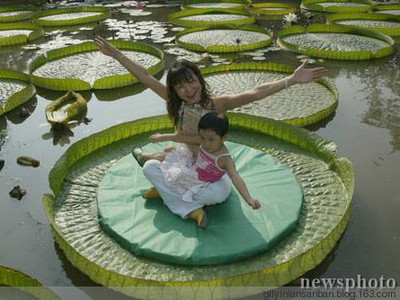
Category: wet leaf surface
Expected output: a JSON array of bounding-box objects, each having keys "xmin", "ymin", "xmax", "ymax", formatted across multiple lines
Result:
[
  {"xmin": 205, "ymin": 71, "xmax": 336, "ymax": 120},
  {"xmin": 0, "ymin": 29, "xmax": 33, "ymax": 38},
  {"xmin": 178, "ymin": 29, "xmax": 271, "ymax": 48},
  {"xmin": 0, "ymin": 80, "xmax": 28, "ymax": 105},
  {"xmin": 281, "ymin": 33, "xmax": 390, "ymax": 52},
  {"xmin": 336, "ymin": 19, "xmax": 400, "ymax": 28},
  {"xmin": 39, "ymin": 12, "xmax": 103, "ymax": 21},
  {"xmin": 33, "ymin": 50, "xmax": 161, "ymax": 85}
]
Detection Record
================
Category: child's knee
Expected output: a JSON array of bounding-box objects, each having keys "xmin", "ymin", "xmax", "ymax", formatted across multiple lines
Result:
[{"xmin": 142, "ymin": 159, "xmax": 161, "ymax": 177}]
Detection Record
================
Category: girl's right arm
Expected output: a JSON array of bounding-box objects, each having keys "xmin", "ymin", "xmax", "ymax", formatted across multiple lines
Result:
[{"xmin": 95, "ymin": 36, "xmax": 169, "ymax": 101}]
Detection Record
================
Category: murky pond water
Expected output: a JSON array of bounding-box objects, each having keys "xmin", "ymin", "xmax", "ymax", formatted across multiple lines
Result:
[{"xmin": 0, "ymin": 1, "xmax": 399, "ymax": 299}]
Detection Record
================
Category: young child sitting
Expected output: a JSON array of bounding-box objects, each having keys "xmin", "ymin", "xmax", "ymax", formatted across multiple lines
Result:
[{"xmin": 142, "ymin": 112, "xmax": 260, "ymax": 228}]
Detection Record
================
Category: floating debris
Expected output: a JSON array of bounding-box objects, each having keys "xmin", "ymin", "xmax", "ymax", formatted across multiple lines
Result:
[
  {"xmin": 45, "ymin": 91, "xmax": 87, "ymax": 127},
  {"xmin": 0, "ymin": 158, "xmax": 4, "ymax": 171},
  {"xmin": 17, "ymin": 156, "xmax": 40, "ymax": 167},
  {"xmin": 9, "ymin": 185, "xmax": 27, "ymax": 200}
]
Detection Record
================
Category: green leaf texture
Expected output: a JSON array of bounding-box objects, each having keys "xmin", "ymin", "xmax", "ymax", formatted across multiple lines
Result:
[
  {"xmin": 29, "ymin": 40, "xmax": 164, "ymax": 91},
  {"xmin": 183, "ymin": 0, "xmax": 246, "ymax": 10},
  {"xmin": 44, "ymin": 113, "xmax": 354, "ymax": 299},
  {"xmin": 249, "ymin": 3, "xmax": 298, "ymax": 16},
  {"xmin": 176, "ymin": 26, "xmax": 272, "ymax": 53},
  {"xmin": 327, "ymin": 13, "xmax": 400, "ymax": 36},
  {"xmin": 0, "ymin": 69, "xmax": 35, "ymax": 117},
  {"xmin": 202, "ymin": 62, "xmax": 338, "ymax": 126},
  {"xmin": 0, "ymin": 265, "xmax": 61, "ymax": 300},
  {"xmin": 301, "ymin": 0, "xmax": 373, "ymax": 13},
  {"xmin": 0, "ymin": 22, "xmax": 43, "ymax": 47},
  {"xmin": 33, "ymin": 6, "xmax": 110, "ymax": 27},
  {"xmin": 169, "ymin": 8, "xmax": 255, "ymax": 27},
  {"xmin": 278, "ymin": 24, "xmax": 395, "ymax": 60}
]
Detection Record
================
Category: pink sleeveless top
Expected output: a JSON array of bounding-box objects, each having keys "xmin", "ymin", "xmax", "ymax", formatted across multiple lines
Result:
[{"xmin": 196, "ymin": 146, "xmax": 230, "ymax": 183}]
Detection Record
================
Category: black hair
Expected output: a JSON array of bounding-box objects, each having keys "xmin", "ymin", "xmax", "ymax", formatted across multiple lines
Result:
[
  {"xmin": 198, "ymin": 112, "xmax": 229, "ymax": 137},
  {"xmin": 166, "ymin": 59, "xmax": 212, "ymax": 126}
]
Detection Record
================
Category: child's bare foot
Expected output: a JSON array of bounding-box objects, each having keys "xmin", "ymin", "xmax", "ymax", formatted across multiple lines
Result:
[
  {"xmin": 143, "ymin": 187, "xmax": 161, "ymax": 199},
  {"xmin": 188, "ymin": 208, "xmax": 207, "ymax": 228}
]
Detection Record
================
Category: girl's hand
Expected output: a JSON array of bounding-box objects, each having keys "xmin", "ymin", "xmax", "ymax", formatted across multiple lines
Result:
[
  {"xmin": 247, "ymin": 199, "xmax": 261, "ymax": 209},
  {"xmin": 95, "ymin": 36, "xmax": 118, "ymax": 57},
  {"xmin": 149, "ymin": 133, "xmax": 166, "ymax": 142},
  {"xmin": 292, "ymin": 60, "xmax": 326, "ymax": 83}
]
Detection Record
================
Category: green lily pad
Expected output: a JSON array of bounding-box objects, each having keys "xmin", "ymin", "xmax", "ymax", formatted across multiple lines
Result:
[
  {"xmin": 0, "ymin": 265, "xmax": 60, "ymax": 300},
  {"xmin": 0, "ymin": 7, "xmax": 35, "ymax": 22},
  {"xmin": 34, "ymin": 7, "xmax": 110, "ymax": 27},
  {"xmin": 184, "ymin": 2, "xmax": 245, "ymax": 9},
  {"xmin": 0, "ymin": 69, "xmax": 35, "ymax": 117},
  {"xmin": 301, "ymin": 0, "xmax": 373, "ymax": 13},
  {"xmin": 327, "ymin": 13, "xmax": 400, "ymax": 36},
  {"xmin": 278, "ymin": 24, "xmax": 395, "ymax": 60},
  {"xmin": 29, "ymin": 40, "xmax": 164, "ymax": 91},
  {"xmin": 176, "ymin": 26, "xmax": 272, "ymax": 53},
  {"xmin": 44, "ymin": 113, "xmax": 354, "ymax": 299},
  {"xmin": 0, "ymin": 23, "xmax": 43, "ymax": 47},
  {"xmin": 202, "ymin": 63, "xmax": 338, "ymax": 126},
  {"xmin": 169, "ymin": 8, "xmax": 255, "ymax": 27},
  {"xmin": 373, "ymin": 4, "xmax": 400, "ymax": 16},
  {"xmin": 249, "ymin": 3, "xmax": 298, "ymax": 16}
]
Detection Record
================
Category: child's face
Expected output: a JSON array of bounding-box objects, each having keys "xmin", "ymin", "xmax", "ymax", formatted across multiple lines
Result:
[
  {"xmin": 174, "ymin": 74, "xmax": 202, "ymax": 104},
  {"xmin": 199, "ymin": 129, "xmax": 225, "ymax": 153}
]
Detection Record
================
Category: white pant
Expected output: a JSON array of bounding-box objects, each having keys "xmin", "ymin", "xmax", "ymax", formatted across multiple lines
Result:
[{"xmin": 143, "ymin": 159, "xmax": 232, "ymax": 218}]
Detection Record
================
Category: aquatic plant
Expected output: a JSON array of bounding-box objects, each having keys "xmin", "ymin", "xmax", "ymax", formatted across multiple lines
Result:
[
  {"xmin": 34, "ymin": 7, "xmax": 110, "ymax": 27},
  {"xmin": 0, "ymin": 22, "xmax": 43, "ymax": 47},
  {"xmin": 176, "ymin": 25, "xmax": 273, "ymax": 53},
  {"xmin": 327, "ymin": 13, "xmax": 400, "ymax": 36},
  {"xmin": 301, "ymin": 0, "xmax": 373, "ymax": 13},
  {"xmin": 182, "ymin": 0, "xmax": 246, "ymax": 10},
  {"xmin": 43, "ymin": 113, "xmax": 354, "ymax": 299},
  {"xmin": 202, "ymin": 62, "xmax": 338, "ymax": 126},
  {"xmin": 169, "ymin": 8, "xmax": 255, "ymax": 27},
  {"xmin": 0, "ymin": 265, "xmax": 60, "ymax": 299},
  {"xmin": 278, "ymin": 24, "xmax": 395, "ymax": 60},
  {"xmin": 0, "ymin": 69, "xmax": 35, "ymax": 117},
  {"xmin": 45, "ymin": 90, "xmax": 87, "ymax": 127},
  {"xmin": 0, "ymin": 6, "xmax": 37, "ymax": 23},
  {"xmin": 373, "ymin": 4, "xmax": 400, "ymax": 16},
  {"xmin": 249, "ymin": 3, "xmax": 298, "ymax": 17},
  {"xmin": 29, "ymin": 40, "xmax": 164, "ymax": 91}
]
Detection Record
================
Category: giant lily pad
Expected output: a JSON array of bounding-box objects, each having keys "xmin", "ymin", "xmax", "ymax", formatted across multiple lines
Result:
[
  {"xmin": 0, "ymin": 69, "xmax": 35, "ymax": 117},
  {"xmin": 278, "ymin": 24, "xmax": 395, "ymax": 60},
  {"xmin": 43, "ymin": 113, "xmax": 354, "ymax": 299},
  {"xmin": 203, "ymin": 62, "xmax": 337, "ymax": 126},
  {"xmin": 327, "ymin": 13, "xmax": 400, "ymax": 36},
  {"xmin": 29, "ymin": 40, "xmax": 164, "ymax": 91},
  {"xmin": 373, "ymin": 4, "xmax": 400, "ymax": 16},
  {"xmin": 169, "ymin": 8, "xmax": 255, "ymax": 27},
  {"xmin": 0, "ymin": 265, "xmax": 60, "ymax": 300},
  {"xmin": 301, "ymin": 0, "xmax": 373, "ymax": 13},
  {"xmin": 0, "ymin": 23, "xmax": 43, "ymax": 47},
  {"xmin": 249, "ymin": 3, "xmax": 298, "ymax": 17},
  {"xmin": 176, "ymin": 26, "xmax": 272, "ymax": 53},
  {"xmin": 182, "ymin": 0, "xmax": 246, "ymax": 10},
  {"xmin": 34, "ymin": 7, "xmax": 110, "ymax": 27},
  {"xmin": 0, "ymin": 6, "xmax": 37, "ymax": 22}
]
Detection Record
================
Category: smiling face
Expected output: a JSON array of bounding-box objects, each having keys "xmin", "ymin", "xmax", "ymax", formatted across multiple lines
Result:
[
  {"xmin": 199, "ymin": 129, "xmax": 225, "ymax": 154},
  {"xmin": 173, "ymin": 72, "xmax": 202, "ymax": 104}
]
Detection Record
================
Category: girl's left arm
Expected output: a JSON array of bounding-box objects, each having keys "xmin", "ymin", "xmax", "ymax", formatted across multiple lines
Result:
[
  {"xmin": 221, "ymin": 157, "xmax": 261, "ymax": 209},
  {"xmin": 212, "ymin": 60, "xmax": 326, "ymax": 112}
]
